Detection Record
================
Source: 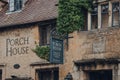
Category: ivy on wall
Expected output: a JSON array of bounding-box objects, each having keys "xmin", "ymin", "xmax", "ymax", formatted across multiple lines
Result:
[
  {"xmin": 33, "ymin": 0, "xmax": 93, "ymax": 61},
  {"xmin": 32, "ymin": 46, "xmax": 50, "ymax": 61},
  {"xmin": 57, "ymin": 0, "xmax": 93, "ymax": 34}
]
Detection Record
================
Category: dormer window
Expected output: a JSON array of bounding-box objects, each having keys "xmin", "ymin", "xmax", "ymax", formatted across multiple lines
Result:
[{"xmin": 8, "ymin": 0, "xmax": 23, "ymax": 12}]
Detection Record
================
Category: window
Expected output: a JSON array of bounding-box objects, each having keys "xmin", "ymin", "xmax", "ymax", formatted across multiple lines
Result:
[
  {"xmin": 81, "ymin": 9, "xmax": 88, "ymax": 31},
  {"xmin": 0, "ymin": 70, "xmax": 2, "ymax": 80},
  {"xmin": 36, "ymin": 68, "xmax": 59, "ymax": 80},
  {"xmin": 91, "ymin": 5, "xmax": 98, "ymax": 29},
  {"xmin": 8, "ymin": 0, "xmax": 23, "ymax": 12},
  {"xmin": 101, "ymin": 4, "xmax": 109, "ymax": 28},
  {"xmin": 39, "ymin": 22, "xmax": 55, "ymax": 46},
  {"xmin": 112, "ymin": 2, "xmax": 120, "ymax": 26},
  {"xmin": 40, "ymin": 27, "xmax": 47, "ymax": 45}
]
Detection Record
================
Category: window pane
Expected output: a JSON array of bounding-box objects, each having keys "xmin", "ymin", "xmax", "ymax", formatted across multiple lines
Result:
[
  {"xmin": 91, "ymin": 15, "xmax": 98, "ymax": 29},
  {"xmin": 91, "ymin": 6, "xmax": 98, "ymax": 29},
  {"xmin": 39, "ymin": 23, "xmax": 56, "ymax": 46},
  {"xmin": 41, "ymin": 27, "xmax": 47, "ymax": 45},
  {"xmin": 102, "ymin": 14, "xmax": 109, "ymax": 28},
  {"xmin": 0, "ymin": 70, "xmax": 2, "ymax": 80},
  {"xmin": 112, "ymin": 2, "xmax": 119, "ymax": 26},
  {"xmin": 9, "ymin": 0, "xmax": 14, "ymax": 11},
  {"xmin": 101, "ymin": 4, "xmax": 109, "ymax": 14},
  {"xmin": 81, "ymin": 9, "xmax": 88, "ymax": 31},
  {"xmin": 91, "ymin": 6, "xmax": 98, "ymax": 15},
  {"xmin": 14, "ymin": 0, "xmax": 22, "ymax": 11},
  {"xmin": 19, "ymin": 0, "xmax": 23, "ymax": 9},
  {"xmin": 101, "ymin": 4, "xmax": 109, "ymax": 28}
]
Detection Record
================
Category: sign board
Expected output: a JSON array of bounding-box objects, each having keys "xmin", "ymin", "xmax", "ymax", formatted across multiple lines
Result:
[
  {"xmin": 6, "ymin": 37, "xmax": 30, "ymax": 56},
  {"xmin": 50, "ymin": 38, "xmax": 63, "ymax": 64}
]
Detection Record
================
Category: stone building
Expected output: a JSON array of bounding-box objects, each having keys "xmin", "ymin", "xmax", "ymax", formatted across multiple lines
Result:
[
  {"xmin": 0, "ymin": 0, "xmax": 120, "ymax": 80},
  {"xmin": 0, "ymin": 0, "xmax": 58, "ymax": 80},
  {"xmin": 63, "ymin": 0, "xmax": 120, "ymax": 80}
]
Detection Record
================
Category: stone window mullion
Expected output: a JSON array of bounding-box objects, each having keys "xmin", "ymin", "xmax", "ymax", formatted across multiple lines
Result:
[
  {"xmin": 98, "ymin": 4, "xmax": 102, "ymax": 29},
  {"xmin": 108, "ymin": 1, "xmax": 112, "ymax": 27},
  {"xmin": 88, "ymin": 12, "xmax": 91, "ymax": 30}
]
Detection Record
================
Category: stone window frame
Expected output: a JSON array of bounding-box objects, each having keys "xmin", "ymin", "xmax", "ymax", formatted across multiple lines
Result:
[{"xmin": 88, "ymin": 1, "xmax": 120, "ymax": 30}]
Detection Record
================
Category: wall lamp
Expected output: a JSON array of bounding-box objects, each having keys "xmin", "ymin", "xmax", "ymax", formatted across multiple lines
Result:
[{"xmin": 64, "ymin": 72, "xmax": 73, "ymax": 80}]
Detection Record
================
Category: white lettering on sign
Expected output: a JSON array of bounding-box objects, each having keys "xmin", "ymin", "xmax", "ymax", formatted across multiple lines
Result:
[{"xmin": 6, "ymin": 37, "xmax": 30, "ymax": 56}]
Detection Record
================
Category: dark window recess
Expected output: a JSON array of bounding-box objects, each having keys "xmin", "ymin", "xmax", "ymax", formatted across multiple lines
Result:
[
  {"xmin": 101, "ymin": 4, "xmax": 109, "ymax": 28},
  {"xmin": 91, "ymin": 5, "xmax": 98, "ymax": 29},
  {"xmin": 91, "ymin": 5, "xmax": 98, "ymax": 15},
  {"xmin": 101, "ymin": 4, "xmax": 109, "ymax": 14},
  {"xmin": 39, "ymin": 23, "xmax": 55, "ymax": 46},
  {"xmin": 81, "ymin": 9, "xmax": 88, "ymax": 31},
  {"xmin": 88, "ymin": 70, "xmax": 112, "ymax": 80},
  {"xmin": 36, "ymin": 68, "xmax": 59, "ymax": 80},
  {"xmin": 112, "ymin": 2, "xmax": 120, "ymax": 26},
  {"xmin": 40, "ymin": 27, "xmax": 47, "ymax": 45},
  {"xmin": 0, "ymin": 70, "xmax": 2, "ymax": 80}
]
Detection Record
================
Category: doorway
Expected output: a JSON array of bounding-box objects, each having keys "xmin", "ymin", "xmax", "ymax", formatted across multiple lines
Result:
[{"xmin": 88, "ymin": 70, "xmax": 112, "ymax": 80}]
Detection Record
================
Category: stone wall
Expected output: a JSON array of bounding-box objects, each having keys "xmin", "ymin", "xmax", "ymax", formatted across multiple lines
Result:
[
  {"xmin": 0, "ymin": 25, "xmax": 43, "ymax": 80},
  {"xmin": 83, "ymin": 27, "xmax": 120, "ymax": 60},
  {"xmin": 60, "ymin": 27, "xmax": 120, "ymax": 80}
]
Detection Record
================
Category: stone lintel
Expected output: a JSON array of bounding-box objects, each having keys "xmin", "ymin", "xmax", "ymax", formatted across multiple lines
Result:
[{"xmin": 74, "ymin": 59, "xmax": 120, "ymax": 66}]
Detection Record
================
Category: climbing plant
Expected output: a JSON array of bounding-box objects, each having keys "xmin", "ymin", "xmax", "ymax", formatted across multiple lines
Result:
[
  {"xmin": 32, "ymin": 45, "xmax": 50, "ymax": 61},
  {"xmin": 57, "ymin": 0, "xmax": 93, "ymax": 34}
]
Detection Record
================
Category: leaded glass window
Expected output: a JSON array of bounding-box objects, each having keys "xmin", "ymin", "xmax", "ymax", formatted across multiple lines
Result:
[
  {"xmin": 91, "ymin": 5, "xmax": 98, "ymax": 29},
  {"xmin": 112, "ymin": 2, "xmax": 120, "ymax": 26},
  {"xmin": 101, "ymin": 4, "xmax": 109, "ymax": 28}
]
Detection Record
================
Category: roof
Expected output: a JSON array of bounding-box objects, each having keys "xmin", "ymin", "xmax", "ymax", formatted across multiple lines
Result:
[{"xmin": 0, "ymin": 0, "xmax": 58, "ymax": 28}]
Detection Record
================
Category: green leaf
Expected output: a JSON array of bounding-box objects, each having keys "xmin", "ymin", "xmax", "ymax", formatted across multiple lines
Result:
[
  {"xmin": 57, "ymin": 0, "xmax": 93, "ymax": 34},
  {"xmin": 32, "ymin": 46, "xmax": 50, "ymax": 61}
]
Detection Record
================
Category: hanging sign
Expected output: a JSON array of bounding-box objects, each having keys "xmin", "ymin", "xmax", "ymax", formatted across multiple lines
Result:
[{"xmin": 50, "ymin": 38, "xmax": 63, "ymax": 64}]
